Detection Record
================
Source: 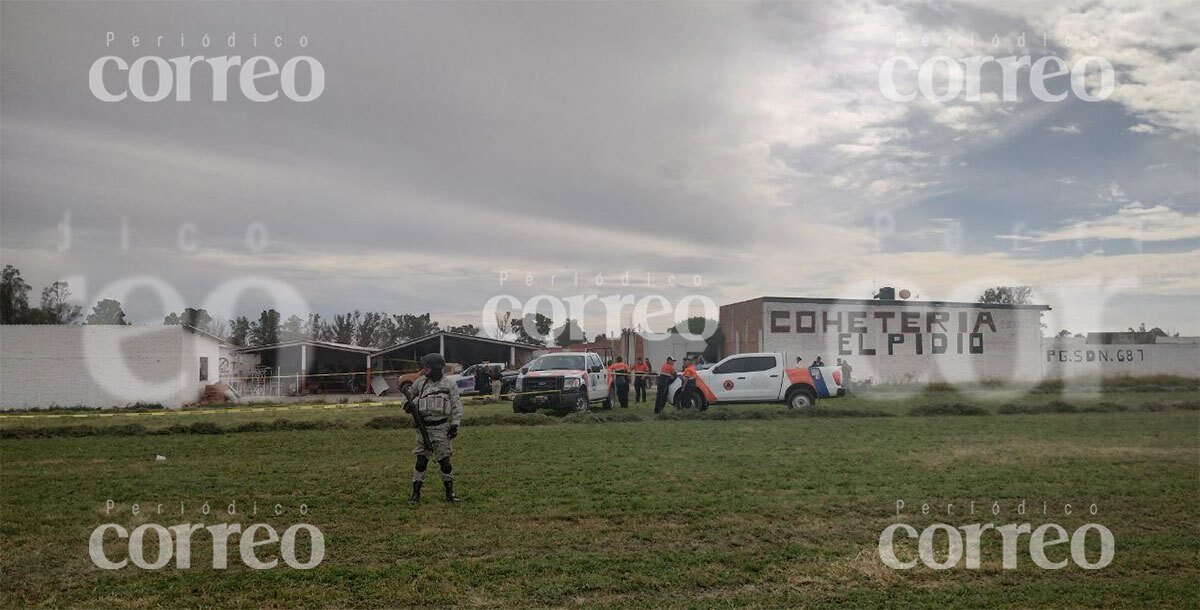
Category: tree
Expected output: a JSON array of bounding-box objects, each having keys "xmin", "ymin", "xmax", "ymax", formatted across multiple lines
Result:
[
  {"xmin": 511, "ymin": 313, "xmax": 552, "ymax": 345},
  {"xmin": 164, "ymin": 308, "xmax": 214, "ymax": 330},
  {"xmin": 447, "ymin": 323, "xmax": 480, "ymax": 336},
  {"xmin": 1, "ymin": 265, "xmax": 32, "ymax": 323},
  {"xmin": 977, "ymin": 285, "xmax": 1033, "ymax": 305},
  {"xmin": 1055, "ymin": 329, "xmax": 1073, "ymax": 338},
  {"xmin": 228, "ymin": 316, "xmax": 252, "ymax": 347},
  {"xmin": 38, "ymin": 281, "xmax": 82, "ymax": 324},
  {"xmin": 249, "ymin": 309, "xmax": 281, "ymax": 346},
  {"xmin": 86, "ymin": 299, "xmax": 128, "ymax": 325},
  {"xmin": 305, "ymin": 313, "xmax": 328, "ymax": 341},
  {"xmin": 1127, "ymin": 322, "xmax": 1170, "ymax": 338},
  {"xmin": 391, "ymin": 313, "xmax": 440, "ymax": 343},
  {"xmin": 280, "ymin": 314, "xmax": 307, "ymax": 342},
  {"xmin": 489, "ymin": 310, "xmax": 514, "ymax": 340},
  {"xmin": 553, "ymin": 318, "xmax": 586, "ymax": 347},
  {"xmin": 329, "ymin": 312, "xmax": 358, "ymax": 344},
  {"xmin": 356, "ymin": 311, "xmax": 384, "ymax": 347}
]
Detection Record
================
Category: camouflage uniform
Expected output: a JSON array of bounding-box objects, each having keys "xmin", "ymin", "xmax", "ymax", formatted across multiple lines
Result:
[{"xmin": 410, "ymin": 374, "xmax": 462, "ymax": 481}]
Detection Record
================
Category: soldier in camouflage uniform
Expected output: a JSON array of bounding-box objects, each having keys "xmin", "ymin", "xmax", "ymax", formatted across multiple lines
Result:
[{"xmin": 404, "ymin": 353, "xmax": 463, "ymax": 504}]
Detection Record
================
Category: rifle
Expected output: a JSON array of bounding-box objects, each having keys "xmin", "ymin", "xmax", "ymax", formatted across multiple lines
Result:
[{"xmin": 403, "ymin": 383, "xmax": 434, "ymax": 454}]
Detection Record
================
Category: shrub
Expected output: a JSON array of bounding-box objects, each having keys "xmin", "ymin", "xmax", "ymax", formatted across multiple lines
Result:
[
  {"xmin": 364, "ymin": 416, "xmax": 412, "ymax": 430},
  {"xmin": 909, "ymin": 403, "xmax": 989, "ymax": 416},
  {"xmin": 561, "ymin": 411, "xmax": 642, "ymax": 424},
  {"xmin": 656, "ymin": 407, "xmax": 891, "ymax": 421},
  {"xmin": 923, "ymin": 382, "xmax": 958, "ymax": 393}
]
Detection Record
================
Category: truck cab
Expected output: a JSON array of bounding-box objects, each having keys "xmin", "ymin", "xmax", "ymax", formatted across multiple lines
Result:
[
  {"xmin": 512, "ymin": 352, "xmax": 613, "ymax": 413},
  {"xmin": 667, "ymin": 352, "xmax": 843, "ymax": 410}
]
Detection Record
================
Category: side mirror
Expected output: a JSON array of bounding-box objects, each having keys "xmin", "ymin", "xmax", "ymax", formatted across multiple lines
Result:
[
  {"xmin": 520, "ymin": 368, "xmax": 528, "ymax": 374},
  {"xmin": 589, "ymin": 365, "xmax": 601, "ymax": 373}
]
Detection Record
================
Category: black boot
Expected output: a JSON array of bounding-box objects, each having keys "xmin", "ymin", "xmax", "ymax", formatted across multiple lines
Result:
[
  {"xmin": 408, "ymin": 481, "xmax": 422, "ymax": 504},
  {"xmin": 443, "ymin": 480, "xmax": 458, "ymax": 503}
]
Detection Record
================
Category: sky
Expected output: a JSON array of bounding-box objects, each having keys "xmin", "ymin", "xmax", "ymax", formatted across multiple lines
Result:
[{"xmin": 1, "ymin": 0, "xmax": 1197, "ymax": 337}]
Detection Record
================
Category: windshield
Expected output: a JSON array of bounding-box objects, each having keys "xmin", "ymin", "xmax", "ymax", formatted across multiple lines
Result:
[{"xmin": 526, "ymin": 355, "xmax": 587, "ymax": 372}]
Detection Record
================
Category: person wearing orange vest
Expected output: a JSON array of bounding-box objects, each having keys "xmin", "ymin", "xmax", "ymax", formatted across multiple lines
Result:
[
  {"xmin": 654, "ymin": 356, "xmax": 677, "ymax": 414},
  {"xmin": 609, "ymin": 356, "xmax": 631, "ymax": 408},
  {"xmin": 679, "ymin": 358, "xmax": 700, "ymax": 409},
  {"xmin": 632, "ymin": 357, "xmax": 651, "ymax": 403}
]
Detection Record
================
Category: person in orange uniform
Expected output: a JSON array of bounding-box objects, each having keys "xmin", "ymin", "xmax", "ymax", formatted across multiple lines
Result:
[
  {"xmin": 654, "ymin": 356, "xmax": 676, "ymax": 414},
  {"xmin": 632, "ymin": 357, "xmax": 651, "ymax": 403},
  {"xmin": 609, "ymin": 356, "xmax": 631, "ymax": 408},
  {"xmin": 679, "ymin": 357, "xmax": 700, "ymax": 409}
]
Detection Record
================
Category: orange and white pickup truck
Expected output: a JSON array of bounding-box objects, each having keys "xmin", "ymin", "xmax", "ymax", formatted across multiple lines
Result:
[{"xmin": 667, "ymin": 352, "xmax": 844, "ymax": 410}]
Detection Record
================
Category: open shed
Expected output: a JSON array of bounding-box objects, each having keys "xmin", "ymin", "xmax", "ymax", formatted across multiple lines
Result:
[
  {"xmin": 233, "ymin": 340, "xmax": 374, "ymax": 394},
  {"xmin": 371, "ymin": 331, "xmax": 539, "ymax": 374}
]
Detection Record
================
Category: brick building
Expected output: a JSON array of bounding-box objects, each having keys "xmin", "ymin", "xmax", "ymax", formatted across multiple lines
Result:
[{"xmin": 720, "ymin": 296, "xmax": 1049, "ymax": 384}]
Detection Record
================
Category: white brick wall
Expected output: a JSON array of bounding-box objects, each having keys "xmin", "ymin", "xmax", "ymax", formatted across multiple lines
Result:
[
  {"xmin": 757, "ymin": 300, "xmax": 1046, "ymax": 384},
  {"xmin": 0, "ymin": 325, "xmax": 222, "ymax": 410}
]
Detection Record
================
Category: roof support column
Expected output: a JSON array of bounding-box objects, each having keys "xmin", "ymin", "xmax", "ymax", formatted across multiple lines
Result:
[{"xmin": 300, "ymin": 344, "xmax": 307, "ymax": 392}]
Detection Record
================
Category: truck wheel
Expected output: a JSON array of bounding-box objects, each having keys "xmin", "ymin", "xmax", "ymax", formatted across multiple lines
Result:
[
  {"xmin": 787, "ymin": 388, "xmax": 816, "ymax": 409},
  {"xmin": 603, "ymin": 390, "xmax": 613, "ymax": 410},
  {"xmin": 574, "ymin": 393, "xmax": 590, "ymax": 413},
  {"xmin": 513, "ymin": 397, "xmax": 533, "ymax": 413}
]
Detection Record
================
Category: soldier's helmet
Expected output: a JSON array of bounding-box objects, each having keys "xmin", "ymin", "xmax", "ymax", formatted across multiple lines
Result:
[{"xmin": 420, "ymin": 353, "xmax": 446, "ymax": 370}]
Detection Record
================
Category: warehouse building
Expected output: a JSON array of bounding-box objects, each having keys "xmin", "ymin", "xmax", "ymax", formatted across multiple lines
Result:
[
  {"xmin": 0, "ymin": 324, "xmax": 223, "ymax": 410},
  {"xmin": 721, "ymin": 295, "xmax": 1050, "ymax": 384}
]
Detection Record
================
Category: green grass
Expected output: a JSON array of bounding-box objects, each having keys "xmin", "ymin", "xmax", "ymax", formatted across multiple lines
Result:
[{"xmin": 2, "ymin": 391, "xmax": 1198, "ymax": 608}]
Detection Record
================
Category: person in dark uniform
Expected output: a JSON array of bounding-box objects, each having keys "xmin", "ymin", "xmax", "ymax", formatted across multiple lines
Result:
[
  {"xmin": 654, "ymin": 356, "xmax": 676, "ymax": 414},
  {"xmin": 474, "ymin": 362, "xmax": 490, "ymax": 394},
  {"xmin": 839, "ymin": 358, "xmax": 853, "ymax": 393},
  {"xmin": 678, "ymin": 358, "xmax": 699, "ymax": 409},
  {"xmin": 609, "ymin": 357, "xmax": 631, "ymax": 408},
  {"xmin": 633, "ymin": 357, "xmax": 650, "ymax": 403}
]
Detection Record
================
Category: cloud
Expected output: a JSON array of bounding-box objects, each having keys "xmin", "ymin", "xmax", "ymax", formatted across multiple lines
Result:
[
  {"xmin": 1033, "ymin": 203, "xmax": 1200, "ymax": 243},
  {"xmin": 1047, "ymin": 123, "xmax": 1082, "ymax": 134},
  {"xmin": 989, "ymin": 0, "xmax": 1200, "ymax": 134},
  {"xmin": 1, "ymin": 1, "xmax": 1198, "ymax": 335}
]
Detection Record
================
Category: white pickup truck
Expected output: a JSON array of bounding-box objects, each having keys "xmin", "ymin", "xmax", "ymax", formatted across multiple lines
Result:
[{"xmin": 667, "ymin": 352, "xmax": 844, "ymax": 410}]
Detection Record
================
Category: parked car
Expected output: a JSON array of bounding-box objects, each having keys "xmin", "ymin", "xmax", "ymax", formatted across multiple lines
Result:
[
  {"xmin": 391, "ymin": 363, "xmax": 462, "ymax": 396},
  {"xmin": 449, "ymin": 362, "xmax": 519, "ymax": 396},
  {"xmin": 666, "ymin": 352, "xmax": 844, "ymax": 410},
  {"xmin": 512, "ymin": 352, "xmax": 612, "ymax": 413}
]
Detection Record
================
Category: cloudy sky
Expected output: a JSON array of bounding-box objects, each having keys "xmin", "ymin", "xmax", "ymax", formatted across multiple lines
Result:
[{"xmin": 2, "ymin": 0, "xmax": 1197, "ymax": 336}]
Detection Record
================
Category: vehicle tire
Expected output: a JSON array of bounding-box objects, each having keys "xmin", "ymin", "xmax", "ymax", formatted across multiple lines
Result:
[
  {"xmin": 574, "ymin": 393, "xmax": 590, "ymax": 413},
  {"xmin": 603, "ymin": 390, "xmax": 613, "ymax": 410},
  {"xmin": 787, "ymin": 388, "xmax": 816, "ymax": 409},
  {"xmin": 676, "ymin": 388, "xmax": 705, "ymax": 411},
  {"xmin": 513, "ymin": 398, "xmax": 533, "ymax": 413}
]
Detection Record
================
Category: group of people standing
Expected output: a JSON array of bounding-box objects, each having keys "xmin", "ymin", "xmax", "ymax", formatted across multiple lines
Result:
[
  {"xmin": 472, "ymin": 362, "xmax": 502, "ymax": 398},
  {"xmin": 604, "ymin": 355, "xmax": 700, "ymax": 414},
  {"xmin": 796, "ymin": 355, "xmax": 854, "ymax": 391}
]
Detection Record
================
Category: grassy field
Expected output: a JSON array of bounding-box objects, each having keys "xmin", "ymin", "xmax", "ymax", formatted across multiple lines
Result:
[{"xmin": 2, "ymin": 388, "xmax": 1198, "ymax": 608}]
